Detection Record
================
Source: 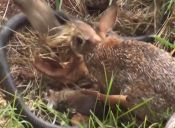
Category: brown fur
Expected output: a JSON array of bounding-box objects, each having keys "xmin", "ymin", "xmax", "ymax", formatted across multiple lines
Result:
[
  {"xmin": 77, "ymin": 39, "xmax": 175, "ymax": 121},
  {"xmin": 45, "ymin": 88, "xmax": 127, "ymax": 117},
  {"xmin": 45, "ymin": 89, "xmax": 104, "ymax": 116}
]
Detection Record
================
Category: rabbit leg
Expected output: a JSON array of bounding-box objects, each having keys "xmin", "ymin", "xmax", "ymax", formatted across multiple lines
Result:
[{"xmin": 80, "ymin": 89, "xmax": 128, "ymax": 107}]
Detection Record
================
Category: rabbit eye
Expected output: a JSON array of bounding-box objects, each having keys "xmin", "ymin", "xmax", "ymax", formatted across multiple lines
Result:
[
  {"xmin": 72, "ymin": 36, "xmax": 85, "ymax": 48},
  {"xmin": 76, "ymin": 37, "xmax": 84, "ymax": 46}
]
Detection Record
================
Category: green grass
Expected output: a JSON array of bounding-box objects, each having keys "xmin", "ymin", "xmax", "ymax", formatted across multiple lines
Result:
[
  {"xmin": 55, "ymin": 0, "xmax": 62, "ymax": 10},
  {"xmin": 155, "ymin": 36, "xmax": 175, "ymax": 49},
  {"xmin": 31, "ymin": 98, "xmax": 70, "ymax": 125},
  {"xmin": 0, "ymin": 93, "xmax": 70, "ymax": 128},
  {"xmin": 0, "ymin": 99, "xmax": 32, "ymax": 128}
]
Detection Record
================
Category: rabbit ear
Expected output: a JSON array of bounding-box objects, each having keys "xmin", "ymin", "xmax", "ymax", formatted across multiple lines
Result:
[
  {"xmin": 72, "ymin": 20, "xmax": 101, "ymax": 44},
  {"xmin": 14, "ymin": 0, "xmax": 60, "ymax": 35},
  {"xmin": 33, "ymin": 55, "xmax": 64, "ymax": 78},
  {"xmin": 98, "ymin": 2, "xmax": 118, "ymax": 38}
]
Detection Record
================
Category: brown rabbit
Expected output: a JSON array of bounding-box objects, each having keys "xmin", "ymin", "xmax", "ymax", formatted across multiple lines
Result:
[
  {"xmin": 68, "ymin": 3, "xmax": 175, "ymax": 123},
  {"xmin": 45, "ymin": 89, "xmax": 127, "ymax": 116}
]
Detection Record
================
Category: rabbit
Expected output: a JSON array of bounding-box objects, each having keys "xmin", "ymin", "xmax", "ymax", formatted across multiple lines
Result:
[
  {"xmin": 67, "ymin": 2, "xmax": 175, "ymax": 123},
  {"xmin": 45, "ymin": 89, "xmax": 127, "ymax": 117}
]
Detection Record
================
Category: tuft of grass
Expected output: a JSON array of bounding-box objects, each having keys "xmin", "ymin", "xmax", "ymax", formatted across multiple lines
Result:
[
  {"xmin": 0, "ymin": 93, "xmax": 32, "ymax": 128},
  {"xmin": 155, "ymin": 36, "xmax": 175, "ymax": 49},
  {"xmin": 31, "ymin": 98, "xmax": 70, "ymax": 126},
  {"xmin": 0, "ymin": 89, "xmax": 70, "ymax": 128}
]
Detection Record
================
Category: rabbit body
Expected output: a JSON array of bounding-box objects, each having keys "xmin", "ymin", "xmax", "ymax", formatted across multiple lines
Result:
[
  {"xmin": 80, "ymin": 39, "xmax": 175, "ymax": 122},
  {"xmin": 67, "ymin": 1, "xmax": 175, "ymax": 123}
]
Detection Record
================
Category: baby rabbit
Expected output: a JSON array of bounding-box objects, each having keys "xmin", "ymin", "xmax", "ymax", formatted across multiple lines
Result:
[
  {"xmin": 69, "ymin": 3, "xmax": 175, "ymax": 123},
  {"xmin": 45, "ymin": 89, "xmax": 127, "ymax": 117}
]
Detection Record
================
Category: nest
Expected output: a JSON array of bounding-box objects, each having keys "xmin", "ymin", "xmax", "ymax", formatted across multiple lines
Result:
[{"xmin": 1, "ymin": 0, "xmax": 175, "ymax": 127}]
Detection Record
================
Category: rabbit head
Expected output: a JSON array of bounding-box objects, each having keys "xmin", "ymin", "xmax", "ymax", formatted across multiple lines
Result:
[{"xmin": 70, "ymin": 2, "xmax": 122, "ymax": 54}]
